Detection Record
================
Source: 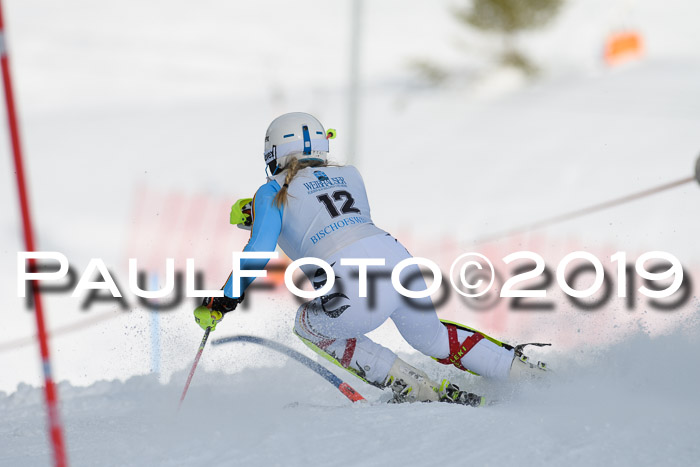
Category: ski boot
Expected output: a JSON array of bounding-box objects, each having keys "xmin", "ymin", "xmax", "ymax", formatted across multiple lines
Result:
[
  {"xmin": 509, "ymin": 344, "xmax": 549, "ymax": 381},
  {"xmin": 383, "ymin": 357, "xmax": 440, "ymax": 403},
  {"xmin": 437, "ymin": 380, "xmax": 485, "ymax": 407},
  {"xmin": 382, "ymin": 358, "xmax": 485, "ymax": 407}
]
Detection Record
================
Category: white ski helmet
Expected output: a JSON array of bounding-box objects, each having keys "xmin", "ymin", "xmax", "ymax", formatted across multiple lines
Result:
[{"xmin": 264, "ymin": 112, "xmax": 329, "ymax": 175}]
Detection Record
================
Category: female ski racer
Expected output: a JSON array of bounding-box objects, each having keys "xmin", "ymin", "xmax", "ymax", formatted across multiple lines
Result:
[{"xmin": 194, "ymin": 112, "xmax": 547, "ymax": 405}]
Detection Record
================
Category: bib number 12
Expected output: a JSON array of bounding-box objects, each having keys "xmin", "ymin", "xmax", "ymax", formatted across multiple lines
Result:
[{"xmin": 317, "ymin": 190, "xmax": 361, "ymax": 218}]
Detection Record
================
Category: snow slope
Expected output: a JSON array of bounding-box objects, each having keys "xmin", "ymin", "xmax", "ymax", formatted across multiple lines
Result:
[{"xmin": 2, "ymin": 326, "xmax": 699, "ymax": 467}]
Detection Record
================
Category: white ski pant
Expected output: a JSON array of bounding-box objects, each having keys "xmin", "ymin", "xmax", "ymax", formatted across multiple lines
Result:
[{"xmin": 294, "ymin": 234, "xmax": 515, "ymax": 385}]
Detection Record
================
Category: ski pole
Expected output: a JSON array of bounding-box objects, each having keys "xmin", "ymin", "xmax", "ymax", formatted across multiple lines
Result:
[{"xmin": 178, "ymin": 326, "xmax": 211, "ymax": 410}]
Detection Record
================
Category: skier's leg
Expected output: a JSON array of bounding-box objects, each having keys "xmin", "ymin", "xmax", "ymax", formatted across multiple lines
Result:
[
  {"xmin": 292, "ymin": 241, "xmax": 406, "ymax": 386},
  {"xmin": 385, "ymin": 253, "xmax": 517, "ymax": 379},
  {"xmin": 294, "ymin": 298, "xmax": 440, "ymax": 402},
  {"xmin": 441, "ymin": 320, "xmax": 550, "ymax": 380},
  {"xmin": 393, "ymin": 305, "xmax": 550, "ymax": 381},
  {"xmin": 292, "ymin": 237, "xmax": 442, "ymax": 401},
  {"xmin": 383, "ymin": 239, "xmax": 548, "ymax": 381},
  {"xmin": 293, "ymin": 299, "xmax": 397, "ymax": 385},
  {"xmin": 297, "ymin": 312, "xmax": 443, "ymax": 404},
  {"xmin": 391, "ymin": 304, "xmax": 517, "ymax": 379}
]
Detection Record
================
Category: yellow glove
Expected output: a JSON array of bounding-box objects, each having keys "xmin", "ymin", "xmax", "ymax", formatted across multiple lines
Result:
[
  {"xmin": 230, "ymin": 198, "xmax": 253, "ymax": 229},
  {"xmin": 193, "ymin": 306, "xmax": 223, "ymax": 331}
]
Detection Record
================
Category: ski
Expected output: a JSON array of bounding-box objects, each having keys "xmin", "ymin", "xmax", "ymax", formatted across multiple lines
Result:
[{"xmin": 212, "ymin": 334, "xmax": 365, "ymax": 403}]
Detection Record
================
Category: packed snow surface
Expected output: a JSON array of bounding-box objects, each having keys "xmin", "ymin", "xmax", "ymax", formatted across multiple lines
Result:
[{"xmin": 1, "ymin": 328, "xmax": 699, "ymax": 466}]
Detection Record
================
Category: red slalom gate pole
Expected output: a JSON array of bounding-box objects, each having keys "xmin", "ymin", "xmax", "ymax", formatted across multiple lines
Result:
[{"xmin": 0, "ymin": 2, "xmax": 68, "ymax": 466}]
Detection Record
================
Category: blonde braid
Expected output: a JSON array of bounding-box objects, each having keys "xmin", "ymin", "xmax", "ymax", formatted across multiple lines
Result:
[
  {"xmin": 273, "ymin": 158, "xmax": 300, "ymax": 207},
  {"xmin": 273, "ymin": 157, "xmax": 330, "ymax": 207}
]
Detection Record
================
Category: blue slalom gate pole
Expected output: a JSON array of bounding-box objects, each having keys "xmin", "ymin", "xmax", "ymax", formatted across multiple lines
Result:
[{"xmin": 150, "ymin": 272, "xmax": 161, "ymax": 374}]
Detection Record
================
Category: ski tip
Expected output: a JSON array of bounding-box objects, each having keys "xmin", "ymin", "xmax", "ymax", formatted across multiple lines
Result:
[{"xmin": 339, "ymin": 382, "xmax": 366, "ymax": 403}]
